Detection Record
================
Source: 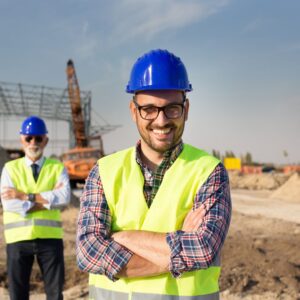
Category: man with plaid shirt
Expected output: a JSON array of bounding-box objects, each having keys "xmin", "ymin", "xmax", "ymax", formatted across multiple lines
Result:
[{"xmin": 76, "ymin": 49, "xmax": 231, "ymax": 300}]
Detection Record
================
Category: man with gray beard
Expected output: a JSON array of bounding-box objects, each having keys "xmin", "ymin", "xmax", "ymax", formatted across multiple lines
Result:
[{"xmin": 0, "ymin": 116, "xmax": 70, "ymax": 300}]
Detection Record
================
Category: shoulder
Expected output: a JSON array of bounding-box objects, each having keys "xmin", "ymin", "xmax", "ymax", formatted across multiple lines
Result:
[
  {"xmin": 207, "ymin": 162, "xmax": 229, "ymax": 185},
  {"xmin": 98, "ymin": 147, "xmax": 135, "ymax": 165},
  {"xmin": 182, "ymin": 144, "xmax": 220, "ymax": 164},
  {"xmin": 5, "ymin": 157, "xmax": 24, "ymax": 168},
  {"xmin": 44, "ymin": 157, "xmax": 64, "ymax": 166},
  {"xmin": 43, "ymin": 158, "xmax": 64, "ymax": 172}
]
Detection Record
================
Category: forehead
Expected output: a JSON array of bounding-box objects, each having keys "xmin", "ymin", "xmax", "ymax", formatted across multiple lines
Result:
[{"xmin": 135, "ymin": 90, "xmax": 183, "ymax": 105}]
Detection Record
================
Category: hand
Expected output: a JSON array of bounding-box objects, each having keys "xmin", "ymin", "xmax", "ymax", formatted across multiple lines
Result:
[
  {"xmin": 28, "ymin": 203, "xmax": 47, "ymax": 212},
  {"xmin": 1, "ymin": 187, "xmax": 27, "ymax": 201},
  {"xmin": 54, "ymin": 182, "xmax": 63, "ymax": 189},
  {"xmin": 182, "ymin": 204, "xmax": 207, "ymax": 232}
]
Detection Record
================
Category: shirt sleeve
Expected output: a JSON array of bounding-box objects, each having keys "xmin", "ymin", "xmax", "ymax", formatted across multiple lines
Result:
[
  {"xmin": 0, "ymin": 166, "xmax": 34, "ymax": 216},
  {"xmin": 166, "ymin": 163, "xmax": 232, "ymax": 277},
  {"xmin": 40, "ymin": 167, "xmax": 71, "ymax": 209},
  {"xmin": 76, "ymin": 164, "xmax": 133, "ymax": 281}
]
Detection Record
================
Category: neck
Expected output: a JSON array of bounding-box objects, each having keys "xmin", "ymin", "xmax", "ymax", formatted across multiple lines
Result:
[
  {"xmin": 140, "ymin": 143, "xmax": 164, "ymax": 171},
  {"xmin": 26, "ymin": 154, "xmax": 42, "ymax": 163}
]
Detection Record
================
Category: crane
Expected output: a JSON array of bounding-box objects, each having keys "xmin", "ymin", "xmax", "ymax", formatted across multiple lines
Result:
[
  {"xmin": 62, "ymin": 60, "xmax": 103, "ymax": 188},
  {"xmin": 66, "ymin": 59, "xmax": 88, "ymax": 147}
]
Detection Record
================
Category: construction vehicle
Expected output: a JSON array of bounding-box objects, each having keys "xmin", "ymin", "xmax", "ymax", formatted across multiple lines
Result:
[{"xmin": 62, "ymin": 59, "xmax": 103, "ymax": 188}]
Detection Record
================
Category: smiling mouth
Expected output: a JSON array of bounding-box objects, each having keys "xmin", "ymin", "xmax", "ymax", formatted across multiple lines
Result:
[
  {"xmin": 152, "ymin": 128, "xmax": 172, "ymax": 135},
  {"xmin": 28, "ymin": 147, "xmax": 40, "ymax": 151}
]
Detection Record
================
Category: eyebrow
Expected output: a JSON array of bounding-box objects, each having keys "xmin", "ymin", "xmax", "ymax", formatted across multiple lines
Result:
[{"xmin": 133, "ymin": 96, "xmax": 185, "ymax": 106}]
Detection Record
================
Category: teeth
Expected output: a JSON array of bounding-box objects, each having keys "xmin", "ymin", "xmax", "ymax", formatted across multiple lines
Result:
[{"xmin": 153, "ymin": 128, "xmax": 171, "ymax": 134}]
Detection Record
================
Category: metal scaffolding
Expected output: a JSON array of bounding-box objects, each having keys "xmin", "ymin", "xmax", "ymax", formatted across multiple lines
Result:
[
  {"xmin": 0, "ymin": 80, "xmax": 91, "ymax": 123},
  {"xmin": 0, "ymin": 81, "xmax": 120, "ymax": 153}
]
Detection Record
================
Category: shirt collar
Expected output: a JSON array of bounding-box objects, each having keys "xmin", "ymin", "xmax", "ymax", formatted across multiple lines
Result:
[
  {"xmin": 24, "ymin": 156, "xmax": 45, "ymax": 168},
  {"xmin": 135, "ymin": 140, "xmax": 184, "ymax": 169}
]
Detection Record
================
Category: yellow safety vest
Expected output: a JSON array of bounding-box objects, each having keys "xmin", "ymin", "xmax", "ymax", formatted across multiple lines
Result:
[
  {"xmin": 90, "ymin": 144, "xmax": 221, "ymax": 300},
  {"xmin": 3, "ymin": 157, "xmax": 64, "ymax": 244}
]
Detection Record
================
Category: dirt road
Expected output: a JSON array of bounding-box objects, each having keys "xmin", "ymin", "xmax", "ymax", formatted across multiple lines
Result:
[
  {"xmin": 232, "ymin": 189, "xmax": 300, "ymax": 224},
  {"xmin": 0, "ymin": 189, "xmax": 299, "ymax": 299}
]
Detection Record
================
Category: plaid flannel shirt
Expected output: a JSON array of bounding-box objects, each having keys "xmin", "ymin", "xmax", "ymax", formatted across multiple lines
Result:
[{"xmin": 76, "ymin": 141, "xmax": 231, "ymax": 280}]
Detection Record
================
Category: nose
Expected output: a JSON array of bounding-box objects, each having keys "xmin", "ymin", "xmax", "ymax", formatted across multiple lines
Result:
[
  {"xmin": 28, "ymin": 138, "xmax": 39, "ymax": 145},
  {"xmin": 154, "ymin": 109, "xmax": 169, "ymax": 125}
]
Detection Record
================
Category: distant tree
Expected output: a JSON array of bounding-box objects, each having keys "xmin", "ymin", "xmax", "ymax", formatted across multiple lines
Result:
[
  {"xmin": 212, "ymin": 149, "xmax": 221, "ymax": 159},
  {"xmin": 225, "ymin": 150, "xmax": 235, "ymax": 158},
  {"xmin": 220, "ymin": 154, "xmax": 225, "ymax": 162},
  {"xmin": 283, "ymin": 150, "xmax": 289, "ymax": 165},
  {"xmin": 244, "ymin": 152, "xmax": 253, "ymax": 165}
]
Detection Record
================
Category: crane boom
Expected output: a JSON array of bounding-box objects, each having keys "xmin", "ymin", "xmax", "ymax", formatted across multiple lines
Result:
[{"xmin": 66, "ymin": 59, "xmax": 88, "ymax": 147}]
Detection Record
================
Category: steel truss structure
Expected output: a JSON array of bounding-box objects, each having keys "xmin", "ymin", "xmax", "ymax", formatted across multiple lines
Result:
[{"xmin": 0, "ymin": 81, "xmax": 119, "ymax": 150}]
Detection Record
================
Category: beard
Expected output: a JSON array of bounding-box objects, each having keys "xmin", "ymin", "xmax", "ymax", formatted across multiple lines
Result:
[
  {"xmin": 137, "ymin": 121, "xmax": 185, "ymax": 154},
  {"xmin": 24, "ymin": 146, "xmax": 43, "ymax": 160}
]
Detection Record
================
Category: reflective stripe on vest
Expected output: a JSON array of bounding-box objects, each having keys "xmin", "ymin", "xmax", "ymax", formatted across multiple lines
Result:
[
  {"xmin": 4, "ymin": 219, "xmax": 62, "ymax": 230},
  {"xmin": 89, "ymin": 286, "xmax": 219, "ymax": 300},
  {"xmin": 3, "ymin": 157, "xmax": 64, "ymax": 243},
  {"xmin": 89, "ymin": 286, "xmax": 128, "ymax": 300},
  {"xmin": 90, "ymin": 144, "xmax": 221, "ymax": 298}
]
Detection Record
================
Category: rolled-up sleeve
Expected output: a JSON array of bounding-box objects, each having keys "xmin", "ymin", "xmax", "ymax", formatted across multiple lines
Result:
[
  {"xmin": 76, "ymin": 164, "xmax": 133, "ymax": 281},
  {"xmin": 166, "ymin": 163, "xmax": 231, "ymax": 277}
]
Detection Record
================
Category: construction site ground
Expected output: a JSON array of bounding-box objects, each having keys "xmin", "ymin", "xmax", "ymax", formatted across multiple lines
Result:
[{"xmin": 0, "ymin": 172, "xmax": 299, "ymax": 299}]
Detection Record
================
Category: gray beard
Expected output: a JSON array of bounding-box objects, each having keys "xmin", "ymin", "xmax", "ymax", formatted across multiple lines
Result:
[{"xmin": 25, "ymin": 147, "xmax": 43, "ymax": 160}]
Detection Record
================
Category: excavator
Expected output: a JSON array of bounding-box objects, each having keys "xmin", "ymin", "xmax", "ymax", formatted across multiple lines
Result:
[{"xmin": 61, "ymin": 60, "xmax": 103, "ymax": 188}]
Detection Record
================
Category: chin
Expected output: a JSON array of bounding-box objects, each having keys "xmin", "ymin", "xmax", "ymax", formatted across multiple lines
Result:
[
  {"xmin": 152, "ymin": 142, "xmax": 174, "ymax": 153},
  {"xmin": 26, "ymin": 149, "xmax": 42, "ymax": 160}
]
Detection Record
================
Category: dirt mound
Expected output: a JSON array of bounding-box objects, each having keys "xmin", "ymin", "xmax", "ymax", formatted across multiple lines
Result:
[
  {"xmin": 220, "ymin": 211, "xmax": 300, "ymax": 299},
  {"xmin": 229, "ymin": 172, "xmax": 289, "ymax": 190},
  {"xmin": 270, "ymin": 172, "xmax": 300, "ymax": 203}
]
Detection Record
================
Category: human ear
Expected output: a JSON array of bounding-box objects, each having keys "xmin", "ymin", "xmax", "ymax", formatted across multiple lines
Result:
[{"xmin": 129, "ymin": 100, "xmax": 137, "ymax": 123}]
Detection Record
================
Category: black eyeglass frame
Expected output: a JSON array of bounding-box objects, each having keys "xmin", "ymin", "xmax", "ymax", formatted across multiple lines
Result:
[
  {"xmin": 24, "ymin": 135, "xmax": 44, "ymax": 143},
  {"xmin": 133, "ymin": 97, "xmax": 187, "ymax": 121}
]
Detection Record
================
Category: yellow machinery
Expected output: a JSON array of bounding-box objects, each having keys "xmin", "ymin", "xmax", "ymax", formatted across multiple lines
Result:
[{"xmin": 224, "ymin": 157, "xmax": 241, "ymax": 171}]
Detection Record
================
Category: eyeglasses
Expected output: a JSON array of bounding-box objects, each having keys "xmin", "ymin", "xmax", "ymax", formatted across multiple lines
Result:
[
  {"xmin": 133, "ymin": 99, "xmax": 186, "ymax": 120},
  {"xmin": 24, "ymin": 135, "xmax": 44, "ymax": 143}
]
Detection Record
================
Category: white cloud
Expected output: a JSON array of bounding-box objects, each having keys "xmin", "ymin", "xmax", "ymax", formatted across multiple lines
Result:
[
  {"xmin": 74, "ymin": 21, "xmax": 99, "ymax": 59},
  {"xmin": 75, "ymin": 36, "xmax": 98, "ymax": 59},
  {"xmin": 280, "ymin": 42, "xmax": 300, "ymax": 53},
  {"xmin": 50, "ymin": 18, "xmax": 99, "ymax": 60},
  {"xmin": 107, "ymin": 0, "xmax": 231, "ymax": 45},
  {"xmin": 82, "ymin": 21, "xmax": 89, "ymax": 35},
  {"xmin": 49, "ymin": 1, "xmax": 232, "ymax": 57},
  {"xmin": 243, "ymin": 18, "xmax": 263, "ymax": 33}
]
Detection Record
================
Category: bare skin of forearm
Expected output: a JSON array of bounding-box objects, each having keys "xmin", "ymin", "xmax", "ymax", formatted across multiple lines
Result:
[
  {"xmin": 27, "ymin": 194, "xmax": 49, "ymax": 212},
  {"xmin": 117, "ymin": 253, "xmax": 169, "ymax": 278},
  {"xmin": 112, "ymin": 204, "xmax": 207, "ymax": 269},
  {"xmin": 29, "ymin": 182, "xmax": 64, "ymax": 211},
  {"xmin": 1, "ymin": 187, "xmax": 48, "ymax": 211},
  {"xmin": 112, "ymin": 230, "xmax": 171, "ymax": 268},
  {"xmin": 28, "ymin": 201, "xmax": 47, "ymax": 212}
]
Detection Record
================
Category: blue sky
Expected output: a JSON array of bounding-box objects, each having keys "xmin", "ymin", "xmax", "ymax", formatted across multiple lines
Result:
[{"xmin": 0, "ymin": 0, "xmax": 299, "ymax": 164}]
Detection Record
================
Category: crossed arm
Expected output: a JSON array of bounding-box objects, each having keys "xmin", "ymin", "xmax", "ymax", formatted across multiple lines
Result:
[
  {"xmin": 0, "ymin": 167, "xmax": 70, "ymax": 214},
  {"xmin": 1, "ymin": 186, "xmax": 51, "ymax": 211},
  {"xmin": 76, "ymin": 164, "xmax": 231, "ymax": 280},
  {"xmin": 112, "ymin": 206, "xmax": 206, "ymax": 278}
]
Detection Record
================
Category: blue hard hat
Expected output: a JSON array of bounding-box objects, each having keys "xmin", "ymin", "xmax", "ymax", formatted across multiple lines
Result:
[
  {"xmin": 20, "ymin": 116, "xmax": 48, "ymax": 135},
  {"xmin": 126, "ymin": 49, "xmax": 192, "ymax": 94}
]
